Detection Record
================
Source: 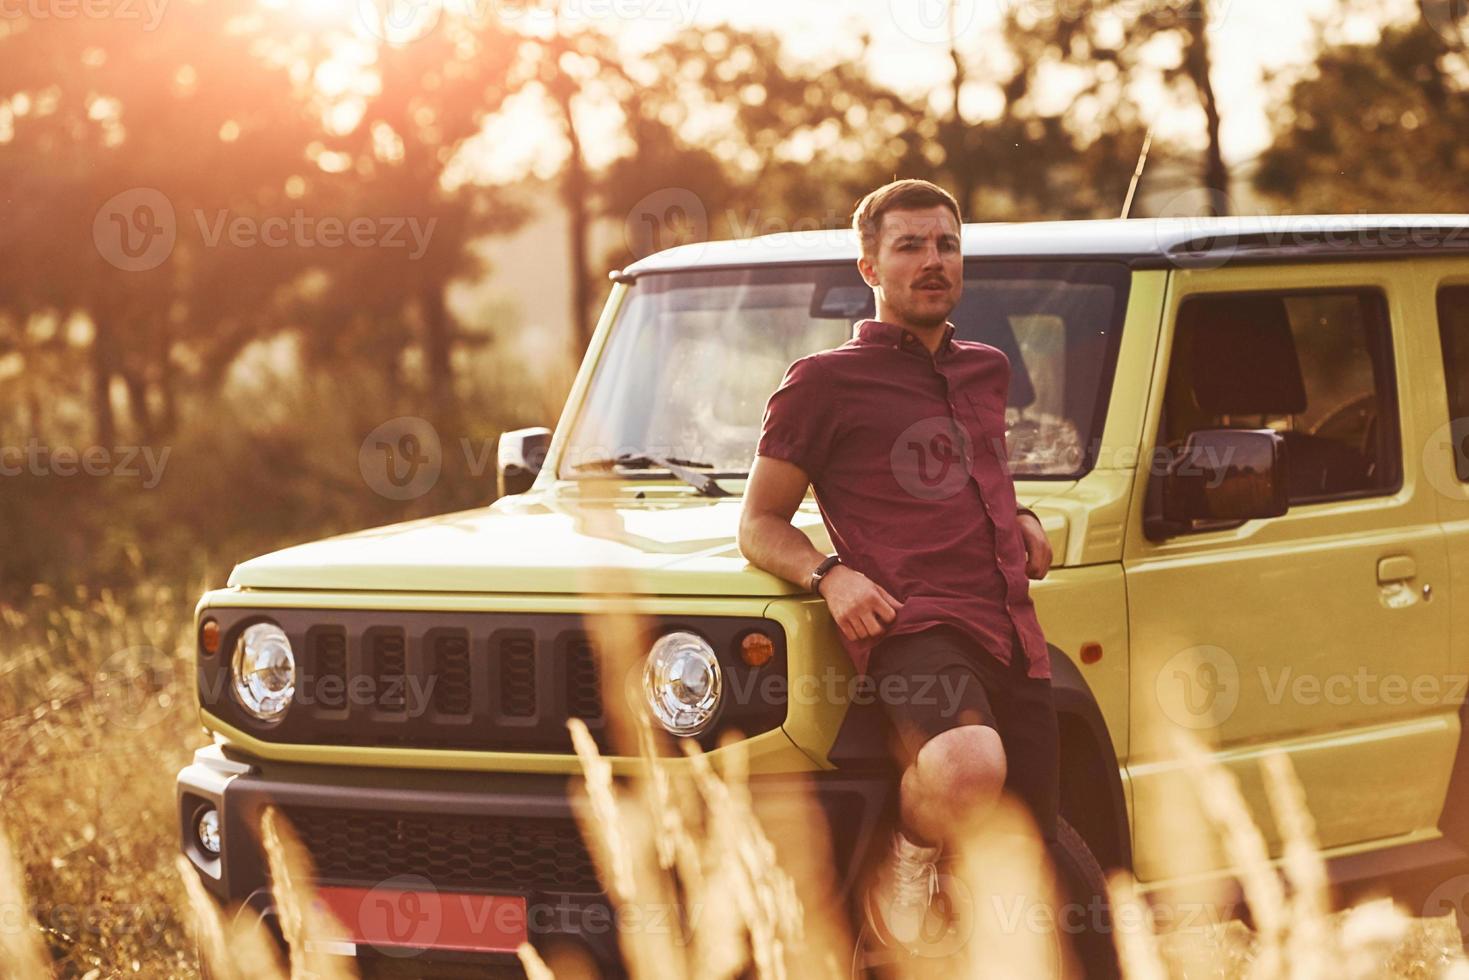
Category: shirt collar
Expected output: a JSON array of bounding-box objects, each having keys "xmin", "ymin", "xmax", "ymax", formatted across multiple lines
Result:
[{"xmin": 855, "ymin": 319, "xmax": 956, "ymax": 357}]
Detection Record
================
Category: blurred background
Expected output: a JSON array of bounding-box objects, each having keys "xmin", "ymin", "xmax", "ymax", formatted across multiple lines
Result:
[
  {"xmin": 4, "ymin": 1, "xmax": 1469, "ymax": 974},
  {"xmin": 2, "ymin": 0, "xmax": 1467, "ymax": 598}
]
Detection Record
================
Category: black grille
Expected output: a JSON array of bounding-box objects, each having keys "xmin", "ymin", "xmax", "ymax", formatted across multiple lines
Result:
[
  {"xmin": 432, "ymin": 632, "xmax": 471, "ymax": 716},
  {"xmin": 310, "ymin": 628, "xmax": 347, "ymax": 710},
  {"xmin": 200, "ymin": 610, "xmax": 788, "ymax": 753},
  {"xmin": 284, "ymin": 806, "xmax": 601, "ymax": 894},
  {"xmin": 499, "ymin": 633, "xmax": 537, "ymax": 718},
  {"xmin": 370, "ymin": 629, "xmax": 407, "ymax": 713},
  {"xmin": 565, "ymin": 636, "xmax": 603, "ymax": 721}
]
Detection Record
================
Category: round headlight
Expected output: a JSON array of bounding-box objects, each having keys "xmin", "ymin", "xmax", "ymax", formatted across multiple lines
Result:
[
  {"xmin": 232, "ymin": 623, "xmax": 295, "ymax": 721},
  {"xmin": 643, "ymin": 631, "xmax": 723, "ymax": 736}
]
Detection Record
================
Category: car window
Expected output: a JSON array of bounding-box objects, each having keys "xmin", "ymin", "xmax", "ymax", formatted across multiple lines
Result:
[
  {"xmin": 1438, "ymin": 285, "xmax": 1469, "ymax": 482},
  {"xmin": 560, "ymin": 261, "xmax": 1130, "ymax": 479},
  {"xmin": 1161, "ymin": 289, "xmax": 1401, "ymax": 506}
]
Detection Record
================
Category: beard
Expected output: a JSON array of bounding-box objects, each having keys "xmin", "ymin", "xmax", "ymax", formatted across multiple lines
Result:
[{"xmin": 888, "ymin": 286, "xmax": 957, "ymax": 328}]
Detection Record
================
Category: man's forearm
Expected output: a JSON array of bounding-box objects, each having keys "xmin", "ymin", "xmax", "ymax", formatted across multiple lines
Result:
[{"xmin": 738, "ymin": 514, "xmax": 828, "ymax": 591}]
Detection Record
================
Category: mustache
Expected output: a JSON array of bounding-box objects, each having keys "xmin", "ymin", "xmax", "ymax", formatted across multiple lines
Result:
[{"xmin": 914, "ymin": 277, "xmax": 951, "ymax": 288}]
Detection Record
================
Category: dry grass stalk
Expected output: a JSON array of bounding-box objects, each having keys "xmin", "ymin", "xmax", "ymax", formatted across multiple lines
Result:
[
  {"xmin": 943, "ymin": 800, "xmax": 1067, "ymax": 980},
  {"xmin": 1174, "ymin": 736, "xmax": 1287, "ymax": 979},
  {"xmin": 174, "ymin": 854, "xmax": 238, "ymax": 980},
  {"xmin": 1260, "ymin": 751, "xmax": 1332, "ymax": 979},
  {"xmin": 0, "ymin": 818, "xmax": 51, "ymax": 980},
  {"xmin": 569, "ymin": 717, "xmax": 637, "ymax": 902},
  {"xmin": 1108, "ymin": 868, "xmax": 1170, "ymax": 980},
  {"xmin": 631, "ymin": 711, "xmax": 751, "ymax": 979},
  {"xmin": 682, "ymin": 739, "xmax": 807, "ymax": 980},
  {"xmin": 568, "ymin": 718, "xmax": 687, "ymax": 980},
  {"xmin": 518, "ymin": 939, "xmax": 559, "ymax": 980},
  {"xmin": 259, "ymin": 806, "xmax": 357, "ymax": 980}
]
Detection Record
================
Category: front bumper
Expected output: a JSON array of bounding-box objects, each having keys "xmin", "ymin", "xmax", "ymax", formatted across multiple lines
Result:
[{"xmin": 177, "ymin": 744, "xmax": 894, "ymax": 972}]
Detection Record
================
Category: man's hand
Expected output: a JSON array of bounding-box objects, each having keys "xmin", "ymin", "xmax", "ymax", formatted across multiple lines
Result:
[
  {"xmin": 818, "ymin": 565, "xmax": 904, "ymax": 643},
  {"xmin": 1018, "ymin": 512, "xmax": 1052, "ymax": 580}
]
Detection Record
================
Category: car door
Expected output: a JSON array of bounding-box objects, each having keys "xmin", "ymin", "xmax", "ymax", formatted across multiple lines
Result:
[
  {"xmin": 1123, "ymin": 262, "xmax": 1455, "ymax": 884},
  {"xmin": 1425, "ymin": 265, "xmax": 1469, "ymax": 854}
]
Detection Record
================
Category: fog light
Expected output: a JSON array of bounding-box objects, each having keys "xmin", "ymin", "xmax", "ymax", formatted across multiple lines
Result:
[{"xmin": 196, "ymin": 807, "xmax": 221, "ymax": 855}]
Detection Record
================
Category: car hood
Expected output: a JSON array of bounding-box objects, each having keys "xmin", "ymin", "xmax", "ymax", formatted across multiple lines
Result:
[{"xmin": 228, "ymin": 485, "xmax": 1071, "ymax": 595}]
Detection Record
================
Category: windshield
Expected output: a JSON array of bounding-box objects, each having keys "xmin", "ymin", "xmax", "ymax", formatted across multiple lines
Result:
[{"xmin": 560, "ymin": 260, "xmax": 1131, "ymax": 480}]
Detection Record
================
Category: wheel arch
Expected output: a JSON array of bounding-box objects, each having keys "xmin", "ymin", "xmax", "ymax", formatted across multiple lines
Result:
[{"xmin": 1050, "ymin": 643, "xmax": 1132, "ymax": 873}]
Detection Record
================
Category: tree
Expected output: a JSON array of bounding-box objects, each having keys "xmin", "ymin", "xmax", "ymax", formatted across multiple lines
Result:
[{"xmin": 1255, "ymin": 14, "xmax": 1469, "ymax": 212}]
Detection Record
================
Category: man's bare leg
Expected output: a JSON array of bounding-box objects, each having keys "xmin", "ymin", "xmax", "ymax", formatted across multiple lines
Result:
[
  {"xmin": 869, "ymin": 725, "xmax": 1007, "ymax": 946},
  {"xmin": 901, "ymin": 724, "xmax": 1007, "ymax": 844}
]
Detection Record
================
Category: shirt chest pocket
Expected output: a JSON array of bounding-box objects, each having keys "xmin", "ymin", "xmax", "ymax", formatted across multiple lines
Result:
[{"xmin": 963, "ymin": 390, "xmax": 1009, "ymax": 459}]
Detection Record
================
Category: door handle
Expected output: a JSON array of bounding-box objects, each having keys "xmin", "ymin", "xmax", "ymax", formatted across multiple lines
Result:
[{"xmin": 1377, "ymin": 555, "xmax": 1417, "ymax": 584}]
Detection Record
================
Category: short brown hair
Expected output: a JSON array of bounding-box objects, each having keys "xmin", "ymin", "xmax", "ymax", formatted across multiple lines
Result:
[{"xmin": 851, "ymin": 179, "xmax": 962, "ymax": 257}]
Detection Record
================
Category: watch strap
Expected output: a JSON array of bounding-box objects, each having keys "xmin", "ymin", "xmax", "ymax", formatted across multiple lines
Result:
[{"xmin": 808, "ymin": 553, "xmax": 842, "ymax": 592}]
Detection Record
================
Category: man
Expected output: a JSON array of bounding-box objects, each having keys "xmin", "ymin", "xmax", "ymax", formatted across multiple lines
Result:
[{"xmin": 736, "ymin": 178, "xmax": 1057, "ymax": 949}]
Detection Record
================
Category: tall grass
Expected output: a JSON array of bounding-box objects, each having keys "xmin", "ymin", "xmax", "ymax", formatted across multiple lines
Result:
[{"xmin": 1, "ymin": 581, "xmax": 1466, "ymax": 978}]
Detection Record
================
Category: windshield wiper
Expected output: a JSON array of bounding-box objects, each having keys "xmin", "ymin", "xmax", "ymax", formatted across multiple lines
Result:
[{"xmin": 570, "ymin": 453, "xmax": 732, "ymax": 497}]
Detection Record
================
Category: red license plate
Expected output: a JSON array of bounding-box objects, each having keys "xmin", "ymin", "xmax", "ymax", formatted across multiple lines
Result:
[{"xmin": 314, "ymin": 885, "xmax": 528, "ymax": 955}]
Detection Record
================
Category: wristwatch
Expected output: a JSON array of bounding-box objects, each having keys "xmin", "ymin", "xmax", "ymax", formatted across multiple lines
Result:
[
  {"xmin": 808, "ymin": 554, "xmax": 842, "ymax": 593},
  {"xmin": 1016, "ymin": 506, "xmax": 1040, "ymax": 524}
]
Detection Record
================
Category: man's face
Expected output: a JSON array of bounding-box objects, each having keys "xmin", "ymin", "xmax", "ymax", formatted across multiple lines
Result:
[{"xmin": 858, "ymin": 205, "xmax": 963, "ymax": 329}]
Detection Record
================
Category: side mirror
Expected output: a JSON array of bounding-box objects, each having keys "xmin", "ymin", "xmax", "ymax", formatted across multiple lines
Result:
[
  {"xmin": 1152, "ymin": 428, "xmax": 1289, "ymax": 535},
  {"xmin": 497, "ymin": 426, "xmax": 551, "ymax": 497}
]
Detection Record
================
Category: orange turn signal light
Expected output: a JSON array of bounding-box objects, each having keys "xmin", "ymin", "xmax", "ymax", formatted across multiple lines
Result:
[
  {"xmin": 201, "ymin": 618, "xmax": 220, "ymax": 656},
  {"xmin": 740, "ymin": 631, "xmax": 775, "ymax": 667}
]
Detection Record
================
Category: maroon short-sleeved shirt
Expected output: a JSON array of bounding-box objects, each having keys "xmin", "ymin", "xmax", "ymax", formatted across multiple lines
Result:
[{"xmin": 756, "ymin": 318, "xmax": 1050, "ymax": 679}]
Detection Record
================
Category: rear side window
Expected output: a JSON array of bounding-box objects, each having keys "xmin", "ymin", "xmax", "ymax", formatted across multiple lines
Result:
[
  {"xmin": 1439, "ymin": 286, "xmax": 1469, "ymax": 482},
  {"xmin": 1161, "ymin": 289, "xmax": 1401, "ymax": 505}
]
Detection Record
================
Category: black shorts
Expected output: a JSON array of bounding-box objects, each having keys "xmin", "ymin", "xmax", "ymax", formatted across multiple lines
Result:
[{"xmin": 866, "ymin": 623, "xmax": 1059, "ymax": 842}]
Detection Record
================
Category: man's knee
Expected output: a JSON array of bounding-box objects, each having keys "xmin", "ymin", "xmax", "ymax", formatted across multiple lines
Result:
[{"xmin": 913, "ymin": 724, "xmax": 1006, "ymax": 810}]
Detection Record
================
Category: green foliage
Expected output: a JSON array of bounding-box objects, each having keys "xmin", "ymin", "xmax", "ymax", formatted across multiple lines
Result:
[{"xmin": 1254, "ymin": 18, "xmax": 1469, "ymax": 212}]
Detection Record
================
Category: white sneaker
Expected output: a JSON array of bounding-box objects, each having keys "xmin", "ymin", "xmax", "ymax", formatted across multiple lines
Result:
[{"xmin": 865, "ymin": 831, "xmax": 941, "ymax": 948}]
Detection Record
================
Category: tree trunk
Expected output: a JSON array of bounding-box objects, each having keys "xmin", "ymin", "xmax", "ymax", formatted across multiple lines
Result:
[
  {"xmin": 1184, "ymin": 1, "xmax": 1230, "ymax": 214},
  {"xmin": 550, "ymin": 67, "xmax": 593, "ymax": 356},
  {"xmin": 420, "ymin": 283, "xmax": 456, "ymax": 429},
  {"xmin": 90, "ymin": 315, "xmax": 116, "ymax": 447},
  {"xmin": 156, "ymin": 318, "xmax": 178, "ymax": 437},
  {"xmin": 122, "ymin": 369, "xmax": 153, "ymax": 445},
  {"xmin": 947, "ymin": 2, "xmax": 976, "ymax": 215}
]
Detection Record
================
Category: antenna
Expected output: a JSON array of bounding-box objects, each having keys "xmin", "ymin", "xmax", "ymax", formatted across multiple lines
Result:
[{"xmin": 1121, "ymin": 127, "xmax": 1155, "ymax": 220}]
